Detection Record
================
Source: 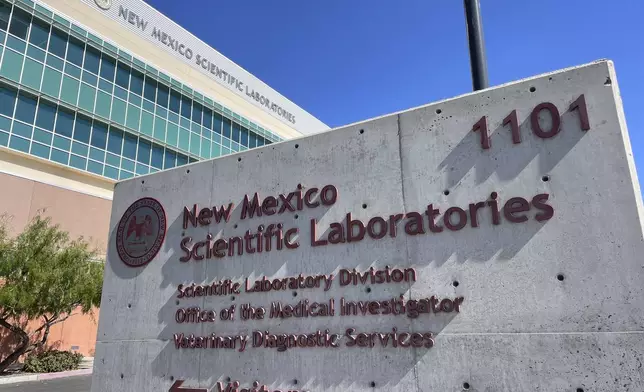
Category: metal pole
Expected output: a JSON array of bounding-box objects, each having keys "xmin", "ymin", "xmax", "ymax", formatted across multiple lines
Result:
[{"xmin": 464, "ymin": 0, "xmax": 489, "ymax": 91}]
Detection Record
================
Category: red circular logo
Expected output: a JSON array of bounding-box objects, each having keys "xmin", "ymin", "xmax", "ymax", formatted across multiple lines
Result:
[{"xmin": 116, "ymin": 197, "xmax": 166, "ymax": 267}]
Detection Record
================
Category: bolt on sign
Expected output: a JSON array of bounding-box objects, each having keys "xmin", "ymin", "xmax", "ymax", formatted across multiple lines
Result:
[{"xmin": 92, "ymin": 61, "xmax": 644, "ymax": 392}]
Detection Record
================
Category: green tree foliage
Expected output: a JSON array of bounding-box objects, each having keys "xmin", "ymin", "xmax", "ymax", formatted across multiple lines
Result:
[{"xmin": 0, "ymin": 215, "xmax": 103, "ymax": 373}]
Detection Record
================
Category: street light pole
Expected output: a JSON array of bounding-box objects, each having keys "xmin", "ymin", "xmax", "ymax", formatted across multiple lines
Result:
[{"xmin": 464, "ymin": 0, "xmax": 489, "ymax": 91}]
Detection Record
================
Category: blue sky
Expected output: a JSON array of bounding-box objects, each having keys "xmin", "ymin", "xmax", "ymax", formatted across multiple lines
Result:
[{"xmin": 147, "ymin": 0, "xmax": 643, "ymax": 180}]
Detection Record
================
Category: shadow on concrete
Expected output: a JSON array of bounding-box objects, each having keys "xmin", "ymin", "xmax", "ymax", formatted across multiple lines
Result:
[{"xmin": 124, "ymin": 102, "xmax": 589, "ymax": 390}]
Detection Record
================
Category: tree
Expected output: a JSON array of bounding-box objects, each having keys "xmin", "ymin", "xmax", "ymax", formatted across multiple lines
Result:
[{"xmin": 0, "ymin": 215, "xmax": 103, "ymax": 373}]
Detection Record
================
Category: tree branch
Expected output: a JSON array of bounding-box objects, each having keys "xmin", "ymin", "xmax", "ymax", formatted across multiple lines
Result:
[
  {"xmin": 0, "ymin": 318, "xmax": 28, "ymax": 342},
  {"xmin": 27, "ymin": 312, "xmax": 77, "ymax": 339}
]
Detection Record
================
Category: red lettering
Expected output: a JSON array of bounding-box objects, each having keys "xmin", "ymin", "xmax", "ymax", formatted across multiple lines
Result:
[
  {"xmin": 262, "ymin": 196, "xmax": 277, "ymax": 215},
  {"xmin": 310, "ymin": 219, "xmax": 328, "ymax": 247},
  {"xmin": 346, "ymin": 213, "xmax": 365, "ymax": 242},
  {"xmin": 241, "ymin": 193, "xmax": 262, "ymax": 219},
  {"xmin": 304, "ymin": 188, "xmax": 319, "ymax": 207},
  {"xmin": 503, "ymin": 197, "xmax": 530, "ymax": 223},
  {"xmin": 532, "ymin": 193, "xmax": 554, "ymax": 221},
  {"xmin": 285, "ymin": 228, "xmax": 299, "ymax": 249}
]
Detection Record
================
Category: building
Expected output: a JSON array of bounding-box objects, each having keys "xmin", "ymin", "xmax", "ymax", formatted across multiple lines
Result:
[{"xmin": 0, "ymin": 0, "xmax": 328, "ymax": 358}]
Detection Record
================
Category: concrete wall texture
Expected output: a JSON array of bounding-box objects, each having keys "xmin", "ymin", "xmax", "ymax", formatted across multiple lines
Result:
[{"xmin": 93, "ymin": 60, "xmax": 644, "ymax": 392}]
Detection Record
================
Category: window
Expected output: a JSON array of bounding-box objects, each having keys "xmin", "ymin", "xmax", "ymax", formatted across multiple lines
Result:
[
  {"xmin": 151, "ymin": 144, "xmax": 163, "ymax": 169},
  {"xmin": 74, "ymin": 114, "xmax": 92, "ymax": 144},
  {"xmin": 143, "ymin": 77, "xmax": 156, "ymax": 102},
  {"xmin": 73, "ymin": 114, "xmax": 91, "ymax": 143},
  {"xmin": 222, "ymin": 117, "xmax": 231, "ymax": 139},
  {"xmin": 249, "ymin": 132, "xmax": 257, "ymax": 148},
  {"xmin": 130, "ymin": 69, "xmax": 144, "ymax": 96},
  {"xmin": 192, "ymin": 102, "xmax": 202, "ymax": 124},
  {"xmin": 66, "ymin": 37, "xmax": 84, "ymax": 67},
  {"xmin": 0, "ymin": 85, "xmax": 17, "ymax": 117},
  {"xmin": 115, "ymin": 62, "xmax": 130, "ymax": 89},
  {"xmin": 54, "ymin": 107, "xmax": 74, "ymax": 138},
  {"xmin": 123, "ymin": 133, "xmax": 137, "ymax": 160},
  {"xmin": 180, "ymin": 96, "xmax": 191, "ymax": 119},
  {"xmin": 48, "ymin": 28, "xmax": 68, "ymax": 59},
  {"xmin": 29, "ymin": 18, "xmax": 49, "ymax": 49},
  {"xmin": 91, "ymin": 121, "xmax": 108, "ymax": 149},
  {"xmin": 176, "ymin": 154, "xmax": 188, "ymax": 166},
  {"xmin": 137, "ymin": 139, "xmax": 151, "ymax": 164},
  {"xmin": 213, "ymin": 113, "xmax": 222, "ymax": 134},
  {"xmin": 231, "ymin": 122, "xmax": 240, "ymax": 143},
  {"xmin": 203, "ymin": 108, "xmax": 212, "ymax": 129},
  {"xmin": 157, "ymin": 83, "xmax": 169, "ymax": 107},
  {"xmin": 169, "ymin": 89, "xmax": 180, "ymax": 114},
  {"xmin": 35, "ymin": 101, "xmax": 56, "ymax": 130},
  {"xmin": 8, "ymin": 8, "xmax": 31, "ymax": 40},
  {"xmin": 14, "ymin": 92, "xmax": 38, "ymax": 124},
  {"xmin": 107, "ymin": 128, "xmax": 123, "ymax": 155},
  {"xmin": 84, "ymin": 45, "xmax": 101, "ymax": 75},
  {"xmin": 164, "ymin": 149, "xmax": 176, "ymax": 169},
  {"xmin": 0, "ymin": 1, "xmax": 10, "ymax": 31},
  {"xmin": 240, "ymin": 126, "xmax": 249, "ymax": 147},
  {"xmin": 99, "ymin": 54, "xmax": 116, "ymax": 81}
]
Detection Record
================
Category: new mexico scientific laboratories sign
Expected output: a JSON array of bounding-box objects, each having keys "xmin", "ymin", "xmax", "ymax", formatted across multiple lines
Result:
[
  {"xmin": 81, "ymin": 0, "xmax": 328, "ymax": 135},
  {"xmin": 92, "ymin": 61, "xmax": 644, "ymax": 392}
]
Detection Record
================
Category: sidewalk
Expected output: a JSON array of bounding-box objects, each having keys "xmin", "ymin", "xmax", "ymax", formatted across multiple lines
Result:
[{"xmin": 0, "ymin": 357, "xmax": 93, "ymax": 385}]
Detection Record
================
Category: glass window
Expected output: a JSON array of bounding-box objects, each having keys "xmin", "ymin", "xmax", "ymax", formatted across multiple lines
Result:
[
  {"xmin": 143, "ymin": 77, "xmax": 156, "ymax": 102},
  {"xmin": 180, "ymin": 96, "xmax": 191, "ymax": 119},
  {"xmin": 169, "ymin": 89, "xmax": 180, "ymax": 114},
  {"xmin": 48, "ymin": 28, "xmax": 67, "ymax": 59},
  {"xmin": 191, "ymin": 102, "xmax": 202, "ymax": 124},
  {"xmin": 35, "ymin": 101, "xmax": 56, "ymax": 130},
  {"xmin": 54, "ymin": 107, "xmax": 74, "ymax": 138},
  {"xmin": 231, "ymin": 122, "xmax": 240, "ymax": 143},
  {"xmin": 14, "ymin": 92, "xmax": 38, "ymax": 124},
  {"xmin": 9, "ymin": 8, "xmax": 31, "ymax": 40},
  {"xmin": 29, "ymin": 18, "xmax": 49, "ymax": 49},
  {"xmin": 107, "ymin": 127, "xmax": 123, "ymax": 155},
  {"xmin": 151, "ymin": 144, "xmax": 163, "ymax": 169},
  {"xmin": 84, "ymin": 45, "xmax": 100, "ymax": 75},
  {"xmin": 0, "ymin": 85, "xmax": 17, "ymax": 117},
  {"xmin": 164, "ymin": 149, "xmax": 176, "ymax": 169},
  {"xmin": 99, "ymin": 54, "xmax": 116, "ymax": 81},
  {"xmin": 137, "ymin": 139, "xmax": 151, "ymax": 164},
  {"xmin": 91, "ymin": 121, "xmax": 108, "ymax": 149},
  {"xmin": 222, "ymin": 118, "xmax": 231, "ymax": 139},
  {"xmin": 203, "ymin": 108, "xmax": 212, "ymax": 129},
  {"xmin": 123, "ymin": 133, "xmax": 137, "ymax": 160},
  {"xmin": 156, "ymin": 83, "xmax": 169, "ymax": 107},
  {"xmin": 257, "ymin": 137, "xmax": 265, "ymax": 146},
  {"xmin": 73, "ymin": 114, "xmax": 91, "ymax": 143},
  {"xmin": 213, "ymin": 113, "xmax": 222, "ymax": 134},
  {"xmin": 176, "ymin": 154, "xmax": 188, "ymax": 166},
  {"xmin": 115, "ymin": 62, "xmax": 130, "ymax": 89},
  {"xmin": 240, "ymin": 126, "xmax": 249, "ymax": 147},
  {"xmin": 66, "ymin": 36, "xmax": 84, "ymax": 67},
  {"xmin": 0, "ymin": 1, "xmax": 10, "ymax": 31},
  {"xmin": 130, "ymin": 69, "xmax": 144, "ymax": 96}
]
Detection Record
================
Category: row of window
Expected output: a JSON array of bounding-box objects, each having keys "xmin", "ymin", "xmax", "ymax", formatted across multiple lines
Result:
[
  {"xmin": 0, "ymin": 0, "xmax": 278, "ymax": 152},
  {"xmin": 0, "ymin": 47, "xmax": 270, "ymax": 155},
  {"xmin": 0, "ymin": 83, "xmax": 196, "ymax": 174}
]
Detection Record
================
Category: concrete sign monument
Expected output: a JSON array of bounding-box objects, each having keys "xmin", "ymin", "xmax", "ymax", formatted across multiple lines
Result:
[{"xmin": 92, "ymin": 60, "xmax": 644, "ymax": 392}]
